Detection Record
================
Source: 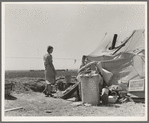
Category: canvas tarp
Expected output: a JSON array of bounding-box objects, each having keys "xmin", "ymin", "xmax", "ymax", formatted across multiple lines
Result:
[
  {"xmin": 83, "ymin": 30, "xmax": 145, "ymax": 92},
  {"xmin": 89, "ymin": 29, "xmax": 145, "ymax": 56}
]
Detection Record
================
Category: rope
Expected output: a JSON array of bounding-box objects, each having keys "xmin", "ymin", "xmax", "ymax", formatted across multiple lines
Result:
[
  {"xmin": 5, "ymin": 57, "xmax": 81, "ymax": 60},
  {"xmin": 112, "ymin": 30, "xmax": 136, "ymax": 55}
]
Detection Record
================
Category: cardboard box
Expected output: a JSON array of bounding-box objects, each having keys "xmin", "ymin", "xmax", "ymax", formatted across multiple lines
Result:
[{"xmin": 128, "ymin": 79, "xmax": 145, "ymax": 92}]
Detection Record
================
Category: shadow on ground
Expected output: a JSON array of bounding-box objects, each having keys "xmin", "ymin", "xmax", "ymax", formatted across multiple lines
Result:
[
  {"xmin": 5, "ymin": 95, "xmax": 17, "ymax": 100},
  {"xmin": 100, "ymin": 104, "xmax": 120, "ymax": 108}
]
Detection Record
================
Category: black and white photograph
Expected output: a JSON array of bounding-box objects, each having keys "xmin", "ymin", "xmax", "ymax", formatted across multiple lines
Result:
[{"xmin": 2, "ymin": 2, "xmax": 147, "ymax": 121}]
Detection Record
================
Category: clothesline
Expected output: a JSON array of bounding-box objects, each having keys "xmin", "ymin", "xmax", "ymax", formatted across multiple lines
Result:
[{"xmin": 5, "ymin": 57, "xmax": 81, "ymax": 60}]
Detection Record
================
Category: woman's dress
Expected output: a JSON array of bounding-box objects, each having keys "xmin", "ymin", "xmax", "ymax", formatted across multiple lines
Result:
[{"xmin": 43, "ymin": 53, "xmax": 55, "ymax": 84}]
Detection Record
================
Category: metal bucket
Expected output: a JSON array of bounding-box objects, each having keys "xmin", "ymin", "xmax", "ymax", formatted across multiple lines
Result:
[
  {"xmin": 65, "ymin": 75, "xmax": 72, "ymax": 84},
  {"xmin": 5, "ymin": 83, "xmax": 13, "ymax": 96}
]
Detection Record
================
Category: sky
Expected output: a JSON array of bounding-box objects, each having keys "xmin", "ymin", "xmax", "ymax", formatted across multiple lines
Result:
[{"xmin": 3, "ymin": 2, "xmax": 146, "ymax": 70}]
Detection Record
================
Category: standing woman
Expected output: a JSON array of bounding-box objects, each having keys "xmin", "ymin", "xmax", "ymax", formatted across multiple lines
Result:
[{"xmin": 43, "ymin": 46, "xmax": 56, "ymax": 97}]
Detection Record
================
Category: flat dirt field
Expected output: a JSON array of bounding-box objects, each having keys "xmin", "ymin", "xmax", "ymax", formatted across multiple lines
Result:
[{"xmin": 4, "ymin": 70, "xmax": 146, "ymax": 119}]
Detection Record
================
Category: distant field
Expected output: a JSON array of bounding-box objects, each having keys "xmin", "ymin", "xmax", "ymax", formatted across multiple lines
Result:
[
  {"xmin": 5, "ymin": 70, "xmax": 78, "ymax": 79},
  {"xmin": 5, "ymin": 69, "xmax": 79, "ymax": 94}
]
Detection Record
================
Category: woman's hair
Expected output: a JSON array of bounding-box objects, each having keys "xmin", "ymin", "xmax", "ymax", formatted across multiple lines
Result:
[{"xmin": 47, "ymin": 46, "xmax": 53, "ymax": 52}]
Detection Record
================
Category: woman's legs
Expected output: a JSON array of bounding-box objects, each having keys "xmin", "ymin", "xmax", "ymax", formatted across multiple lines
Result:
[
  {"xmin": 43, "ymin": 80, "xmax": 53, "ymax": 97},
  {"xmin": 47, "ymin": 84, "xmax": 52, "ymax": 95},
  {"xmin": 43, "ymin": 86, "xmax": 47, "ymax": 95}
]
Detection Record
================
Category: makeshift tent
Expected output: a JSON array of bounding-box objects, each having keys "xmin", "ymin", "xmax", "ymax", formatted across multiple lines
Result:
[{"xmin": 82, "ymin": 29, "xmax": 145, "ymax": 98}]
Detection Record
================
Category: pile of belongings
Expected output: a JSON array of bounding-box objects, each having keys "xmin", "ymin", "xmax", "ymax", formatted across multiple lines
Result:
[{"xmin": 78, "ymin": 61, "xmax": 129, "ymax": 104}]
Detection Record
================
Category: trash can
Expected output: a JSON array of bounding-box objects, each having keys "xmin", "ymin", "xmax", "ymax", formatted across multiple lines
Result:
[{"xmin": 80, "ymin": 74, "xmax": 103, "ymax": 105}]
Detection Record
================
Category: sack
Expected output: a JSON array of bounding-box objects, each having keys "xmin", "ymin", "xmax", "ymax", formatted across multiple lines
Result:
[
  {"xmin": 102, "ymin": 68, "xmax": 113, "ymax": 84},
  {"xmin": 97, "ymin": 62, "xmax": 113, "ymax": 84}
]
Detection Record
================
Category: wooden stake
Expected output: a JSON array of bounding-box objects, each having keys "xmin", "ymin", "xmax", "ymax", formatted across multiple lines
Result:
[{"xmin": 5, "ymin": 107, "xmax": 23, "ymax": 112}]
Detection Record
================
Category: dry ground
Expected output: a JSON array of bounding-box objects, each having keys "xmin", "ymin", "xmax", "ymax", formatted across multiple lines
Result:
[
  {"xmin": 5, "ymin": 92, "xmax": 145, "ymax": 116},
  {"xmin": 4, "ymin": 70, "xmax": 146, "ymax": 117}
]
